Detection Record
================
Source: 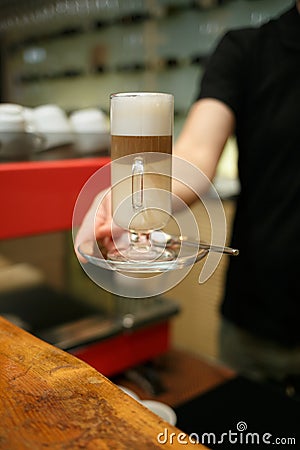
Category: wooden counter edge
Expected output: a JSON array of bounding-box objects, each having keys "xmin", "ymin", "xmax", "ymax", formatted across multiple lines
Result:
[{"xmin": 0, "ymin": 316, "xmax": 208, "ymax": 449}]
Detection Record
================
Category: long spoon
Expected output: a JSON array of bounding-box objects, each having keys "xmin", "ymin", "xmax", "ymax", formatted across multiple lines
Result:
[{"xmin": 150, "ymin": 231, "xmax": 239, "ymax": 256}]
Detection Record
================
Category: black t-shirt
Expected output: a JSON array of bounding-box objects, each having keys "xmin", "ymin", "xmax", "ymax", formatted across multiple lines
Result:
[{"xmin": 198, "ymin": 4, "xmax": 300, "ymax": 346}]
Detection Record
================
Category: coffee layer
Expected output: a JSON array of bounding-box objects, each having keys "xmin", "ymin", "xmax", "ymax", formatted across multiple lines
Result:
[{"xmin": 111, "ymin": 135, "xmax": 172, "ymax": 160}]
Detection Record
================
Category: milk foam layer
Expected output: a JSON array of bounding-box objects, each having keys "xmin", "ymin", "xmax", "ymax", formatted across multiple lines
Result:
[{"xmin": 110, "ymin": 92, "xmax": 173, "ymax": 136}]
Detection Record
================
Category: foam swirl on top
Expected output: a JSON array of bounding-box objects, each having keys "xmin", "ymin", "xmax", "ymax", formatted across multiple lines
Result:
[{"xmin": 110, "ymin": 92, "xmax": 173, "ymax": 136}]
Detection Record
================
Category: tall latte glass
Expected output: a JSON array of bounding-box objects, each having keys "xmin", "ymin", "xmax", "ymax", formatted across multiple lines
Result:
[{"xmin": 109, "ymin": 92, "xmax": 174, "ymax": 262}]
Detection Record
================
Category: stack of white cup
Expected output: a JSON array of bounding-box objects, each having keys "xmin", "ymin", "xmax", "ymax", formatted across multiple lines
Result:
[{"xmin": 0, "ymin": 103, "xmax": 110, "ymax": 158}]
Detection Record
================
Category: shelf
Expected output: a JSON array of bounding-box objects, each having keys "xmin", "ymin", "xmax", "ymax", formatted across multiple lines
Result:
[
  {"xmin": 0, "ymin": 157, "xmax": 110, "ymax": 239},
  {"xmin": 17, "ymin": 53, "xmax": 208, "ymax": 85},
  {"xmin": 6, "ymin": 1, "xmax": 218, "ymax": 50}
]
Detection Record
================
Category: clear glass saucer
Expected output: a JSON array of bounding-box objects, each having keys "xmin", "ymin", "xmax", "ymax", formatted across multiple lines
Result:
[{"xmin": 78, "ymin": 240, "xmax": 208, "ymax": 274}]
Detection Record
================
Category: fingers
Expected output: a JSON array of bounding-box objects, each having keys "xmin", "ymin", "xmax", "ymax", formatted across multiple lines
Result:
[{"xmin": 74, "ymin": 189, "xmax": 112, "ymax": 263}]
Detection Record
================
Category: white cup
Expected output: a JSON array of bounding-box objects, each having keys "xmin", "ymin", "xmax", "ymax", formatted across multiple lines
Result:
[
  {"xmin": 0, "ymin": 103, "xmax": 45, "ymax": 159},
  {"xmin": 69, "ymin": 108, "xmax": 109, "ymax": 154},
  {"xmin": 0, "ymin": 116, "xmax": 25, "ymax": 132},
  {"xmin": 0, "ymin": 103, "xmax": 26, "ymax": 132},
  {"xmin": 117, "ymin": 385, "xmax": 140, "ymax": 401},
  {"xmin": 141, "ymin": 400, "xmax": 177, "ymax": 426},
  {"xmin": 33, "ymin": 104, "xmax": 74, "ymax": 149},
  {"xmin": 0, "ymin": 103, "xmax": 24, "ymax": 116}
]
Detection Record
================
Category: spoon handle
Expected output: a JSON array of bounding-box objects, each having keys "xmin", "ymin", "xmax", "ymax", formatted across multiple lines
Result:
[
  {"xmin": 178, "ymin": 237, "xmax": 239, "ymax": 256},
  {"xmin": 151, "ymin": 232, "xmax": 239, "ymax": 256}
]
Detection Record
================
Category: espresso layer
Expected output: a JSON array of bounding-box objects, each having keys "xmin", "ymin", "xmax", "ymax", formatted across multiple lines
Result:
[{"xmin": 111, "ymin": 135, "xmax": 172, "ymax": 160}]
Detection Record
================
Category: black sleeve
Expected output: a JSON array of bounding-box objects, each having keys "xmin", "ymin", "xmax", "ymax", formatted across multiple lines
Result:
[{"xmin": 197, "ymin": 29, "xmax": 254, "ymax": 118}]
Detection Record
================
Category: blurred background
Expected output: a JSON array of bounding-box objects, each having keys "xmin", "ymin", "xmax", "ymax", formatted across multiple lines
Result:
[{"xmin": 0, "ymin": 0, "xmax": 293, "ymax": 377}]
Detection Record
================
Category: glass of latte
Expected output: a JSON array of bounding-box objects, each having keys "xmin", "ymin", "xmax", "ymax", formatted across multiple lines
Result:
[{"xmin": 108, "ymin": 92, "xmax": 174, "ymax": 262}]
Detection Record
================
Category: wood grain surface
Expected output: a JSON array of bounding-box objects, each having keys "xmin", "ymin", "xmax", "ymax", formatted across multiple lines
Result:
[{"xmin": 0, "ymin": 316, "xmax": 207, "ymax": 449}]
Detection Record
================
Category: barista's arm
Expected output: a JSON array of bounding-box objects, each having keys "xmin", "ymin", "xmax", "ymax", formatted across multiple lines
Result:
[{"xmin": 173, "ymin": 97, "xmax": 235, "ymax": 205}]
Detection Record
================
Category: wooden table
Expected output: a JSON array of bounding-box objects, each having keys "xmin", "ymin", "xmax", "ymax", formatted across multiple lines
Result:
[{"xmin": 0, "ymin": 316, "xmax": 209, "ymax": 449}]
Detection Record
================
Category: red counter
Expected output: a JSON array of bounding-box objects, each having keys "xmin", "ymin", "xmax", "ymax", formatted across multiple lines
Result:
[{"xmin": 0, "ymin": 157, "xmax": 110, "ymax": 239}]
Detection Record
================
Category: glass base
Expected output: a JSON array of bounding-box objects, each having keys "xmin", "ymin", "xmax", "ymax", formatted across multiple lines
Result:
[
  {"xmin": 108, "ymin": 232, "xmax": 175, "ymax": 262},
  {"xmin": 107, "ymin": 237, "xmax": 175, "ymax": 261},
  {"xmin": 107, "ymin": 245, "xmax": 174, "ymax": 263}
]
